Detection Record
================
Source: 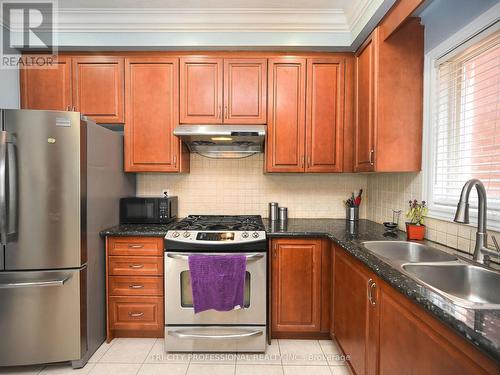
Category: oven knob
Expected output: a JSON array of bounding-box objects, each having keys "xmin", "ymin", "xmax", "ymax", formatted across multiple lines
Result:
[
  {"xmin": 172, "ymin": 231, "xmax": 180, "ymax": 238},
  {"xmin": 183, "ymin": 231, "xmax": 191, "ymax": 238},
  {"xmin": 252, "ymin": 232, "xmax": 260, "ymax": 238},
  {"xmin": 242, "ymin": 232, "xmax": 249, "ymax": 238}
]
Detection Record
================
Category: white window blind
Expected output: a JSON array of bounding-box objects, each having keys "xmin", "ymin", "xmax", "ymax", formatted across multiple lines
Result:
[{"xmin": 429, "ymin": 29, "xmax": 500, "ymax": 224}]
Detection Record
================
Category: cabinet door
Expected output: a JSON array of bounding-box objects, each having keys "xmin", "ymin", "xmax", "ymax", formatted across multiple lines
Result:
[
  {"xmin": 20, "ymin": 56, "xmax": 72, "ymax": 111},
  {"xmin": 266, "ymin": 58, "xmax": 306, "ymax": 172},
  {"xmin": 334, "ymin": 247, "xmax": 379, "ymax": 375},
  {"xmin": 223, "ymin": 58, "xmax": 267, "ymax": 124},
  {"xmin": 72, "ymin": 56, "xmax": 124, "ymax": 123},
  {"xmin": 271, "ymin": 238, "xmax": 322, "ymax": 334},
  {"xmin": 124, "ymin": 57, "xmax": 183, "ymax": 172},
  {"xmin": 379, "ymin": 284, "xmax": 497, "ymax": 375},
  {"xmin": 180, "ymin": 57, "xmax": 223, "ymax": 124},
  {"xmin": 305, "ymin": 58, "xmax": 345, "ymax": 172},
  {"xmin": 354, "ymin": 33, "xmax": 376, "ymax": 172}
]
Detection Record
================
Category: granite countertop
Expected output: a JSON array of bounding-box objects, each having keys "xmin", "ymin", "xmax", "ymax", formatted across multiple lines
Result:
[
  {"xmin": 265, "ymin": 218, "xmax": 500, "ymax": 363},
  {"xmin": 100, "ymin": 218, "xmax": 500, "ymax": 362},
  {"xmin": 100, "ymin": 222, "xmax": 178, "ymax": 237}
]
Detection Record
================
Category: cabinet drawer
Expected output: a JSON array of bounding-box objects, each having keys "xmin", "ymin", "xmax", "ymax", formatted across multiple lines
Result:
[
  {"xmin": 108, "ymin": 256, "xmax": 163, "ymax": 276},
  {"xmin": 109, "ymin": 296, "xmax": 163, "ymax": 332},
  {"xmin": 108, "ymin": 237, "xmax": 164, "ymax": 256},
  {"xmin": 109, "ymin": 276, "xmax": 163, "ymax": 296}
]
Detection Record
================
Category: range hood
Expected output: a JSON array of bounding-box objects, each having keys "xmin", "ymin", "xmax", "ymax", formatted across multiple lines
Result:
[{"xmin": 173, "ymin": 125, "xmax": 266, "ymax": 159}]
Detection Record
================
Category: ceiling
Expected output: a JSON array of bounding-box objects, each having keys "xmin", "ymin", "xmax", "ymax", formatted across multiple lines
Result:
[{"xmin": 51, "ymin": 0, "xmax": 397, "ymax": 49}]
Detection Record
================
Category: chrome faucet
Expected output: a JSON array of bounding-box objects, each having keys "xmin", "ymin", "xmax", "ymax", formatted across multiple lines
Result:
[{"xmin": 454, "ymin": 179, "xmax": 500, "ymax": 264}]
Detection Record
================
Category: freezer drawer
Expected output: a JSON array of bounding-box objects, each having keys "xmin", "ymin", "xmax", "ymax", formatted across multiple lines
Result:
[
  {"xmin": 0, "ymin": 268, "xmax": 86, "ymax": 366},
  {"xmin": 165, "ymin": 326, "xmax": 266, "ymax": 352}
]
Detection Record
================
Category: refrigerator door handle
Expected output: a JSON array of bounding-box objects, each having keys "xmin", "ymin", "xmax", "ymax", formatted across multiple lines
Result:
[
  {"xmin": 0, "ymin": 275, "xmax": 71, "ymax": 289},
  {"xmin": 6, "ymin": 140, "xmax": 17, "ymax": 240},
  {"xmin": 0, "ymin": 132, "xmax": 17, "ymax": 244},
  {"xmin": 0, "ymin": 131, "xmax": 7, "ymax": 245}
]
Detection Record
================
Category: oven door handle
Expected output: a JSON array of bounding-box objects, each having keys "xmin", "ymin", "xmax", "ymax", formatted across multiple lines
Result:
[
  {"xmin": 168, "ymin": 329, "xmax": 263, "ymax": 340},
  {"xmin": 166, "ymin": 253, "xmax": 264, "ymax": 262}
]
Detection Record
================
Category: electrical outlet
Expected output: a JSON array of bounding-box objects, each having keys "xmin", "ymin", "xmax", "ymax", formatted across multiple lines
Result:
[{"xmin": 162, "ymin": 189, "xmax": 169, "ymax": 197}]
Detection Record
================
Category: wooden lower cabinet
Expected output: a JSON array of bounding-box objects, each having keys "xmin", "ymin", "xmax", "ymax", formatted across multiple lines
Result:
[
  {"xmin": 270, "ymin": 238, "xmax": 330, "ymax": 338},
  {"xmin": 332, "ymin": 244, "xmax": 499, "ymax": 375},
  {"xmin": 378, "ymin": 283, "xmax": 499, "ymax": 375},
  {"xmin": 333, "ymin": 245, "xmax": 378, "ymax": 375},
  {"xmin": 106, "ymin": 236, "xmax": 164, "ymax": 341}
]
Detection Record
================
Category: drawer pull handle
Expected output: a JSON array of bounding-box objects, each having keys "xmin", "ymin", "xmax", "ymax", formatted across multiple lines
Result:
[
  {"xmin": 129, "ymin": 284, "xmax": 144, "ymax": 289},
  {"xmin": 129, "ymin": 264, "xmax": 144, "ymax": 269},
  {"xmin": 128, "ymin": 245, "xmax": 144, "ymax": 249},
  {"xmin": 128, "ymin": 312, "xmax": 144, "ymax": 317}
]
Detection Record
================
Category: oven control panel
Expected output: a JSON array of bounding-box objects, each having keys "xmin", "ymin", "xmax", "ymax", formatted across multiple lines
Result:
[{"xmin": 165, "ymin": 230, "xmax": 266, "ymax": 244}]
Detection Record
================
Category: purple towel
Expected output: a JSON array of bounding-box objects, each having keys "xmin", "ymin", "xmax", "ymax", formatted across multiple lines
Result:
[{"xmin": 188, "ymin": 254, "xmax": 246, "ymax": 314}]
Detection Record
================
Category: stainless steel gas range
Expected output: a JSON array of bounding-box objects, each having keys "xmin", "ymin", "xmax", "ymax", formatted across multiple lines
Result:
[{"xmin": 164, "ymin": 215, "xmax": 267, "ymax": 352}]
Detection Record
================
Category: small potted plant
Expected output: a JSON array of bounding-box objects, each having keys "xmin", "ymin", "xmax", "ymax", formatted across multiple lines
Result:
[{"xmin": 406, "ymin": 200, "xmax": 428, "ymax": 240}]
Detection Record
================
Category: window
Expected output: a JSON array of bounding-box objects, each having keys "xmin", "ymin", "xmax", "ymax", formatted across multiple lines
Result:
[{"xmin": 425, "ymin": 23, "xmax": 500, "ymax": 229}]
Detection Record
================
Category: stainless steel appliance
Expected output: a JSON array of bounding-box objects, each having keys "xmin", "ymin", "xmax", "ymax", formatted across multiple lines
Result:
[
  {"xmin": 120, "ymin": 196, "xmax": 178, "ymax": 224},
  {"xmin": 173, "ymin": 125, "xmax": 266, "ymax": 158},
  {"xmin": 164, "ymin": 215, "xmax": 267, "ymax": 352},
  {"xmin": 0, "ymin": 109, "xmax": 135, "ymax": 368}
]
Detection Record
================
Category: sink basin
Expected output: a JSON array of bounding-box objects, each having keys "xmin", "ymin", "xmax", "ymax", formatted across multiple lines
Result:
[
  {"xmin": 402, "ymin": 263, "xmax": 500, "ymax": 309},
  {"xmin": 362, "ymin": 241, "xmax": 458, "ymax": 263}
]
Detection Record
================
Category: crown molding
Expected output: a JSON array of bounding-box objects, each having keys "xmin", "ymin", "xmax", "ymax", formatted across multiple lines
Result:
[
  {"xmin": 55, "ymin": 8, "xmax": 349, "ymax": 33},
  {"xmin": 45, "ymin": 2, "xmax": 394, "ymax": 48}
]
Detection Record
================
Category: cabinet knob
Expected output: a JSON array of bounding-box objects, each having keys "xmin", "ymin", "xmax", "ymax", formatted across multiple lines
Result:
[
  {"xmin": 129, "ymin": 264, "xmax": 144, "ymax": 269},
  {"xmin": 128, "ymin": 312, "xmax": 144, "ymax": 317},
  {"xmin": 224, "ymin": 105, "xmax": 228, "ymax": 119}
]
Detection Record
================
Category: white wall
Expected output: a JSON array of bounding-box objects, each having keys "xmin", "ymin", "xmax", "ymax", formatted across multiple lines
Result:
[
  {"xmin": 0, "ymin": 68, "xmax": 20, "ymax": 109},
  {"xmin": 419, "ymin": 0, "xmax": 498, "ymax": 52}
]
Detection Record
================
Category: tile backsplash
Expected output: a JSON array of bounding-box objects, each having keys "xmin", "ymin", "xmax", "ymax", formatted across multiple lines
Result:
[
  {"xmin": 137, "ymin": 154, "xmax": 368, "ymax": 219},
  {"xmin": 366, "ymin": 172, "xmax": 500, "ymax": 256},
  {"xmin": 137, "ymin": 154, "xmax": 499, "ymax": 256}
]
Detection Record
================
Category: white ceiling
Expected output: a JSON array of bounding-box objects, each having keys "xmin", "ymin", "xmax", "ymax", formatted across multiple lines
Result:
[{"xmin": 51, "ymin": 0, "xmax": 397, "ymax": 49}]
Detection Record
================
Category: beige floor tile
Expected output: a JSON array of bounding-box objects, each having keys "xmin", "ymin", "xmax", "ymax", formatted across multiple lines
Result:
[
  {"xmin": 88, "ymin": 363, "xmax": 141, "ymax": 375},
  {"xmin": 145, "ymin": 340, "xmax": 192, "ymax": 364},
  {"xmin": 283, "ymin": 365, "xmax": 332, "ymax": 375},
  {"xmin": 190, "ymin": 352, "xmax": 237, "ymax": 365},
  {"xmin": 330, "ymin": 365, "xmax": 353, "ymax": 375},
  {"xmin": 278, "ymin": 340, "xmax": 327, "ymax": 366},
  {"xmin": 39, "ymin": 363, "xmax": 95, "ymax": 374},
  {"xmin": 0, "ymin": 365, "xmax": 44, "ymax": 374},
  {"xmin": 235, "ymin": 364, "xmax": 283, "ymax": 375},
  {"xmin": 99, "ymin": 338, "xmax": 156, "ymax": 364},
  {"xmin": 137, "ymin": 363, "xmax": 188, "ymax": 375},
  {"xmin": 186, "ymin": 364, "xmax": 235, "ymax": 375},
  {"xmin": 319, "ymin": 340, "xmax": 349, "ymax": 366},
  {"xmin": 88, "ymin": 341, "xmax": 114, "ymax": 363},
  {"xmin": 236, "ymin": 340, "xmax": 281, "ymax": 365}
]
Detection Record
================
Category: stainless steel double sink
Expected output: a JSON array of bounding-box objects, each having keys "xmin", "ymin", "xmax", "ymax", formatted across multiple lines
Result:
[{"xmin": 362, "ymin": 241, "xmax": 500, "ymax": 309}]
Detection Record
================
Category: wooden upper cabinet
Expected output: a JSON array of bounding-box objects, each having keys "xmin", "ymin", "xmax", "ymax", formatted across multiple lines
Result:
[
  {"xmin": 180, "ymin": 57, "xmax": 223, "ymax": 124},
  {"xmin": 72, "ymin": 56, "xmax": 125, "ymax": 123},
  {"xmin": 305, "ymin": 58, "xmax": 345, "ymax": 172},
  {"xmin": 223, "ymin": 59, "xmax": 267, "ymax": 124},
  {"xmin": 334, "ymin": 246, "xmax": 379, "ymax": 375},
  {"xmin": 354, "ymin": 35, "xmax": 376, "ymax": 172},
  {"xmin": 124, "ymin": 57, "xmax": 188, "ymax": 173},
  {"xmin": 266, "ymin": 58, "xmax": 306, "ymax": 172},
  {"xmin": 271, "ymin": 238, "xmax": 322, "ymax": 334},
  {"xmin": 354, "ymin": 18, "xmax": 424, "ymax": 172},
  {"xmin": 20, "ymin": 56, "xmax": 72, "ymax": 111}
]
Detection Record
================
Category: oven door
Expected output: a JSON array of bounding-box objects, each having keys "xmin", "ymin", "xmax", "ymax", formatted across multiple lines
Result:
[{"xmin": 165, "ymin": 252, "xmax": 266, "ymax": 325}]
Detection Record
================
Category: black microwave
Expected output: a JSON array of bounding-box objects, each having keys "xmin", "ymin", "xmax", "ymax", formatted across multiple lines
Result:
[{"xmin": 120, "ymin": 197, "xmax": 178, "ymax": 224}]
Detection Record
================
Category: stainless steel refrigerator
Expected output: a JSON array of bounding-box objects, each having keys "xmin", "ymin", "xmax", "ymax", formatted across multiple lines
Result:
[{"xmin": 0, "ymin": 109, "xmax": 135, "ymax": 368}]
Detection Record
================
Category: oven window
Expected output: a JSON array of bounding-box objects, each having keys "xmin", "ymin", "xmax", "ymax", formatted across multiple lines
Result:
[
  {"xmin": 180, "ymin": 271, "xmax": 251, "ymax": 308},
  {"xmin": 126, "ymin": 202, "xmax": 154, "ymax": 219}
]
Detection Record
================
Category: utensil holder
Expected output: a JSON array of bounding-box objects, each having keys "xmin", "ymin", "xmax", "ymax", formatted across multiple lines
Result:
[{"xmin": 346, "ymin": 206, "xmax": 359, "ymax": 221}]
